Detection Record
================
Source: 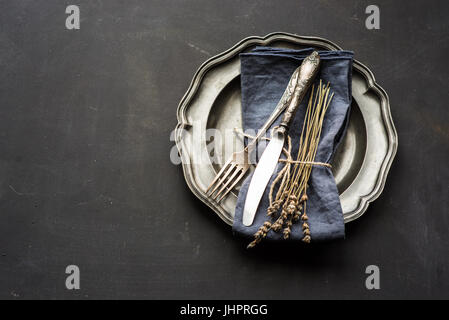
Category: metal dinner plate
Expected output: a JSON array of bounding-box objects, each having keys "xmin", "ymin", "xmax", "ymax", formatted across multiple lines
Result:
[{"xmin": 175, "ymin": 32, "xmax": 398, "ymax": 225}]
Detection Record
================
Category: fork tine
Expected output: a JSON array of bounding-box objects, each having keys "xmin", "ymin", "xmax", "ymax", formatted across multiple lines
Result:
[
  {"xmin": 212, "ymin": 166, "xmax": 241, "ymax": 200},
  {"xmin": 217, "ymin": 169, "xmax": 246, "ymax": 202},
  {"xmin": 209, "ymin": 164, "xmax": 237, "ymax": 196},
  {"xmin": 205, "ymin": 157, "xmax": 233, "ymax": 193}
]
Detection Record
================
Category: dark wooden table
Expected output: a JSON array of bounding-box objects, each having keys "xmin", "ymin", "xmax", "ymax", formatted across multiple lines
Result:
[{"xmin": 0, "ymin": 0, "xmax": 448, "ymax": 299}]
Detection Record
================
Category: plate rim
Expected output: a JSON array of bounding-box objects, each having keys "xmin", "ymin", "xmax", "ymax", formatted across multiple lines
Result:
[{"xmin": 175, "ymin": 32, "xmax": 398, "ymax": 225}]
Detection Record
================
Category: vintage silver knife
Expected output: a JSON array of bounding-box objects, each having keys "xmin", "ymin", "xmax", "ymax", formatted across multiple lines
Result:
[
  {"xmin": 206, "ymin": 59, "xmax": 303, "ymax": 202},
  {"xmin": 242, "ymin": 51, "xmax": 321, "ymax": 226}
]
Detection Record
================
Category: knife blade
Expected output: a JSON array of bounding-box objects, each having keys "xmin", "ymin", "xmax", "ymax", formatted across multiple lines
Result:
[{"xmin": 242, "ymin": 51, "xmax": 321, "ymax": 227}]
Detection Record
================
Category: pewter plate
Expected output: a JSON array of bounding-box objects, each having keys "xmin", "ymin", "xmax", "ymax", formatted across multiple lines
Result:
[{"xmin": 175, "ymin": 32, "xmax": 397, "ymax": 225}]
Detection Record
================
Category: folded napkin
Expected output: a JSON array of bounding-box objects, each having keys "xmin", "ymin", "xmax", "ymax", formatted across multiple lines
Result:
[{"xmin": 233, "ymin": 47, "xmax": 354, "ymax": 242}]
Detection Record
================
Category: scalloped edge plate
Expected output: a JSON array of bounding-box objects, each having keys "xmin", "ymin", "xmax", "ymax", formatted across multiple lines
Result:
[{"xmin": 175, "ymin": 32, "xmax": 398, "ymax": 225}]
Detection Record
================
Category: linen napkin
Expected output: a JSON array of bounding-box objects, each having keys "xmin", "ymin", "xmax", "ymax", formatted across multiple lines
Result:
[{"xmin": 233, "ymin": 47, "xmax": 353, "ymax": 242}]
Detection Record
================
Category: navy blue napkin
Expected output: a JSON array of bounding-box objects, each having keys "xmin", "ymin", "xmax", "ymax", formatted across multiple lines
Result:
[{"xmin": 233, "ymin": 47, "xmax": 353, "ymax": 242}]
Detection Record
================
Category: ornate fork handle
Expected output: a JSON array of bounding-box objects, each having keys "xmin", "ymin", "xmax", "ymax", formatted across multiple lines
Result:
[{"xmin": 278, "ymin": 51, "xmax": 320, "ymax": 134}]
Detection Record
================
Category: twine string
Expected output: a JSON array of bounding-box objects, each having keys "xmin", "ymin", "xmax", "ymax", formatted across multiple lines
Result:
[{"xmin": 233, "ymin": 128, "xmax": 331, "ymax": 168}]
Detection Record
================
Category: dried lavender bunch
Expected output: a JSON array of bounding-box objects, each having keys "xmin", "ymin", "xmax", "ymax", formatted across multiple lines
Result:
[{"xmin": 246, "ymin": 82, "xmax": 334, "ymax": 248}]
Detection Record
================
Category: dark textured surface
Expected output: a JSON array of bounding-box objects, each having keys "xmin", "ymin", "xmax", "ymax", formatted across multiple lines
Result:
[{"xmin": 0, "ymin": 0, "xmax": 448, "ymax": 299}]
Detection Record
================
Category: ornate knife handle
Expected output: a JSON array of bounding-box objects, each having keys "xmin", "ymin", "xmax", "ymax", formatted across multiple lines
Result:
[{"xmin": 278, "ymin": 51, "xmax": 321, "ymax": 134}]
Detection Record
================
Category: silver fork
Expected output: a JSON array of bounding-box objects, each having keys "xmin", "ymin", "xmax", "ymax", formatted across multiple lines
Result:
[
  {"xmin": 205, "ymin": 147, "xmax": 250, "ymax": 202},
  {"xmin": 205, "ymin": 66, "xmax": 301, "ymax": 202}
]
